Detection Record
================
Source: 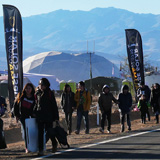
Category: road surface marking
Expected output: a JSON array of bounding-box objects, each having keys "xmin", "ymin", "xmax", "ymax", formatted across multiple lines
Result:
[{"xmin": 31, "ymin": 128, "xmax": 160, "ymax": 160}]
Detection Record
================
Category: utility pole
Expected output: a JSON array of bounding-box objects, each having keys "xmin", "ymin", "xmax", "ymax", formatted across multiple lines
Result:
[{"xmin": 87, "ymin": 40, "xmax": 95, "ymax": 92}]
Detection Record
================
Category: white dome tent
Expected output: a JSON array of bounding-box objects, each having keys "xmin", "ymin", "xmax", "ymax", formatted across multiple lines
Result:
[
  {"xmin": 24, "ymin": 73, "xmax": 60, "ymax": 90},
  {"xmin": 23, "ymin": 51, "xmax": 120, "ymax": 82}
]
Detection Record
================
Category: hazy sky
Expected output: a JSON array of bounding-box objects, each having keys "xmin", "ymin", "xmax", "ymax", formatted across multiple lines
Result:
[{"xmin": 0, "ymin": 0, "xmax": 160, "ymax": 17}]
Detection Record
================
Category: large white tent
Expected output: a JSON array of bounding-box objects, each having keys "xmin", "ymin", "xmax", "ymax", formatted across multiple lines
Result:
[
  {"xmin": 24, "ymin": 73, "xmax": 60, "ymax": 90},
  {"xmin": 23, "ymin": 51, "xmax": 120, "ymax": 82},
  {"xmin": 0, "ymin": 72, "xmax": 60, "ymax": 91},
  {"xmin": 145, "ymin": 73, "xmax": 160, "ymax": 88}
]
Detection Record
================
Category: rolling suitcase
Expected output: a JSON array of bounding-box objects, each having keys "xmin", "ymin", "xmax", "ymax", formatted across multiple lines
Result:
[{"xmin": 25, "ymin": 118, "xmax": 46, "ymax": 152}]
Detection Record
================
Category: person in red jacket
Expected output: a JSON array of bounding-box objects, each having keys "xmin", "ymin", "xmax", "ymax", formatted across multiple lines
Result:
[{"xmin": 14, "ymin": 83, "xmax": 35, "ymax": 153}]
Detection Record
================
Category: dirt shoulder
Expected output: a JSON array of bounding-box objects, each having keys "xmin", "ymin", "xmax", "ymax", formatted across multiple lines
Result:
[{"xmin": 0, "ymin": 109, "xmax": 159, "ymax": 159}]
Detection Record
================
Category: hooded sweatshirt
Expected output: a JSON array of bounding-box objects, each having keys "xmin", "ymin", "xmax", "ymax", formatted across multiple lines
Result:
[
  {"xmin": 118, "ymin": 85, "xmax": 132, "ymax": 114},
  {"xmin": 98, "ymin": 86, "xmax": 118, "ymax": 112}
]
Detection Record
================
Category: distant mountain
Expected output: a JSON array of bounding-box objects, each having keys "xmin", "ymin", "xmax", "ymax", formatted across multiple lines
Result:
[
  {"xmin": 0, "ymin": 7, "xmax": 160, "ymax": 70},
  {"xmin": 23, "ymin": 51, "xmax": 120, "ymax": 82}
]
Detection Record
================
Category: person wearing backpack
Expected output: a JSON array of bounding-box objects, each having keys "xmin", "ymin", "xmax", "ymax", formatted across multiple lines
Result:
[
  {"xmin": 13, "ymin": 83, "xmax": 35, "ymax": 153},
  {"xmin": 137, "ymin": 81, "xmax": 151, "ymax": 121},
  {"xmin": 98, "ymin": 85, "xmax": 119, "ymax": 133},
  {"xmin": 74, "ymin": 81, "xmax": 91, "ymax": 134},
  {"xmin": 34, "ymin": 78, "xmax": 59, "ymax": 156},
  {"xmin": 61, "ymin": 84, "xmax": 75, "ymax": 135}
]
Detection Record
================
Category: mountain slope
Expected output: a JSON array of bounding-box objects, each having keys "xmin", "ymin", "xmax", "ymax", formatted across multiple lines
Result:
[{"xmin": 0, "ymin": 7, "xmax": 160, "ymax": 70}]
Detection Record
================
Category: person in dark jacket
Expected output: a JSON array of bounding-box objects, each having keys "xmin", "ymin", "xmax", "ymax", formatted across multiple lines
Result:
[
  {"xmin": 151, "ymin": 83, "xmax": 160, "ymax": 123},
  {"xmin": 118, "ymin": 85, "xmax": 132, "ymax": 132},
  {"xmin": 138, "ymin": 94, "xmax": 150, "ymax": 124},
  {"xmin": 61, "ymin": 84, "xmax": 75, "ymax": 134},
  {"xmin": 98, "ymin": 85, "xmax": 119, "ymax": 133},
  {"xmin": 34, "ymin": 78, "xmax": 59, "ymax": 156},
  {"xmin": 13, "ymin": 83, "xmax": 35, "ymax": 153},
  {"xmin": 137, "ymin": 81, "xmax": 151, "ymax": 121},
  {"xmin": 0, "ymin": 96, "xmax": 7, "ymax": 149}
]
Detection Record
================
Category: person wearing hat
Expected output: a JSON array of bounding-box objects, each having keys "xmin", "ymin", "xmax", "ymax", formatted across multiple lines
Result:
[
  {"xmin": 74, "ymin": 81, "xmax": 91, "ymax": 134},
  {"xmin": 98, "ymin": 85, "xmax": 119, "ymax": 133},
  {"xmin": 34, "ymin": 78, "xmax": 59, "ymax": 155},
  {"xmin": 137, "ymin": 81, "xmax": 151, "ymax": 121},
  {"xmin": 118, "ymin": 85, "xmax": 132, "ymax": 132}
]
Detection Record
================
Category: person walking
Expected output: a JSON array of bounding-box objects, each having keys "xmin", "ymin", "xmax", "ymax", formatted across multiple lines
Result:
[
  {"xmin": 34, "ymin": 78, "xmax": 59, "ymax": 156},
  {"xmin": 74, "ymin": 81, "xmax": 91, "ymax": 134},
  {"xmin": 98, "ymin": 85, "xmax": 119, "ymax": 133},
  {"xmin": 118, "ymin": 85, "xmax": 132, "ymax": 132},
  {"xmin": 151, "ymin": 83, "xmax": 160, "ymax": 123},
  {"xmin": 0, "ymin": 96, "xmax": 7, "ymax": 149},
  {"xmin": 138, "ymin": 94, "xmax": 150, "ymax": 124},
  {"xmin": 137, "ymin": 81, "xmax": 151, "ymax": 121},
  {"xmin": 13, "ymin": 83, "xmax": 35, "ymax": 153},
  {"xmin": 61, "ymin": 84, "xmax": 75, "ymax": 134}
]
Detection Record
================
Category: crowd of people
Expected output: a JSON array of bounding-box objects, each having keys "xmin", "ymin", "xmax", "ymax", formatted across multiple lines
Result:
[{"xmin": 0, "ymin": 78, "xmax": 160, "ymax": 156}]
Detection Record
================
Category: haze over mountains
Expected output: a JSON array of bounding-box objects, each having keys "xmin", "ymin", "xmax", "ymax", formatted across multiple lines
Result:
[{"xmin": 0, "ymin": 7, "xmax": 160, "ymax": 70}]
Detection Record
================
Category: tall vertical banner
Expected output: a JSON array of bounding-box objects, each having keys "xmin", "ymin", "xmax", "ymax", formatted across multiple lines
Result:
[
  {"xmin": 125, "ymin": 29, "xmax": 144, "ymax": 98},
  {"xmin": 3, "ymin": 5, "xmax": 23, "ymax": 109}
]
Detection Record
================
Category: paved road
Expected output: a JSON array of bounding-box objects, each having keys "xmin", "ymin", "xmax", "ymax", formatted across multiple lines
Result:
[{"xmin": 32, "ymin": 128, "xmax": 160, "ymax": 160}]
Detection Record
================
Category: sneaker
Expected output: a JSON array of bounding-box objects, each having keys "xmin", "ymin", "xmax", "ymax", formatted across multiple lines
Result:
[
  {"xmin": 99, "ymin": 128, "xmax": 104, "ymax": 133},
  {"xmin": 107, "ymin": 130, "xmax": 111, "ymax": 133},
  {"xmin": 85, "ymin": 130, "xmax": 89, "ymax": 134},
  {"xmin": 75, "ymin": 130, "xmax": 79, "ymax": 134},
  {"xmin": 69, "ymin": 130, "xmax": 72, "ymax": 135},
  {"xmin": 38, "ymin": 151, "xmax": 44, "ymax": 156},
  {"xmin": 128, "ymin": 127, "xmax": 131, "ymax": 131},
  {"xmin": 25, "ymin": 148, "xmax": 29, "ymax": 154},
  {"xmin": 52, "ymin": 146, "xmax": 57, "ymax": 153},
  {"xmin": 121, "ymin": 126, "xmax": 124, "ymax": 133}
]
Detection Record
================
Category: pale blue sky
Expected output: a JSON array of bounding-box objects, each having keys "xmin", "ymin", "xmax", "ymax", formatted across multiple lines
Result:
[{"xmin": 0, "ymin": 0, "xmax": 160, "ymax": 17}]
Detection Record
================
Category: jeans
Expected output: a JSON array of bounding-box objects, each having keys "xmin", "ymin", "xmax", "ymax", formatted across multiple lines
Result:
[
  {"xmin": 38, "ymin": 122, "xmax": 57, "ymax": 151},
  {"xmin": 120, "ymin": 113, "xmax": 131, "ymax": 130},
  {"xmin": 141, "ymin": 111, "xmax": 146, "ymax": 123},
  {"xmin": 101, "ymin": 111, "xmax": 111, "ymax": 131},
  {"xmin": 20, "ymin": 118, "xmax": 28, "ymax": 149},
  {"xmin": 65, "ymin": 112, "xmax": 72, "ymax": 133},
  {"xmin": 76, "ymin": 110, "xmax": 89, "ymax": 132}
]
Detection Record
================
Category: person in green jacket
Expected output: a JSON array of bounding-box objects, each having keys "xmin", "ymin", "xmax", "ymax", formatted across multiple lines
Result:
[{"xmin": 138, "ymin": 94, "xmax": 150, "ymax": 124}]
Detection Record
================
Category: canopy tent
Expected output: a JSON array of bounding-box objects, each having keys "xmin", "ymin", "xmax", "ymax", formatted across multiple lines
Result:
[
  {"xmin": 0, "ymin": 72, "xmax": 60, "ymax": 91},
  {"xmin": 24, "ymin": 73, "xmax": 60, "ymax": 90}
]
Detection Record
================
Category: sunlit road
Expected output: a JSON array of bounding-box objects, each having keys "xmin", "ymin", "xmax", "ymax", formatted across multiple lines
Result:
[{"xmin": 33, "ymin": 127, "xmax": 160, "ymax": 160}]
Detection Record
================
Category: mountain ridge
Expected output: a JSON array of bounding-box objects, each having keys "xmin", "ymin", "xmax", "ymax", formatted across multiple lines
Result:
[{"xmin": 0, "ymin": 7, "xmax": 160, "ymax": 70}]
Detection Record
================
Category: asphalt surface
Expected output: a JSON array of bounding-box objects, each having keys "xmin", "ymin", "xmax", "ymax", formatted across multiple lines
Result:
[{"xmin": 32, "ymin": 127, "xmax": 160, "ymax": 160}]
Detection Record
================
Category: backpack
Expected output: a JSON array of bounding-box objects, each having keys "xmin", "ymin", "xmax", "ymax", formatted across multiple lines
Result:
[
  {"xmin": 47, "ymin": 123, "xmax": 70, "ymax": 148},
  {"xmin": 54, "ymin": 125, "xmax": 70, "ymax": 148}
]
